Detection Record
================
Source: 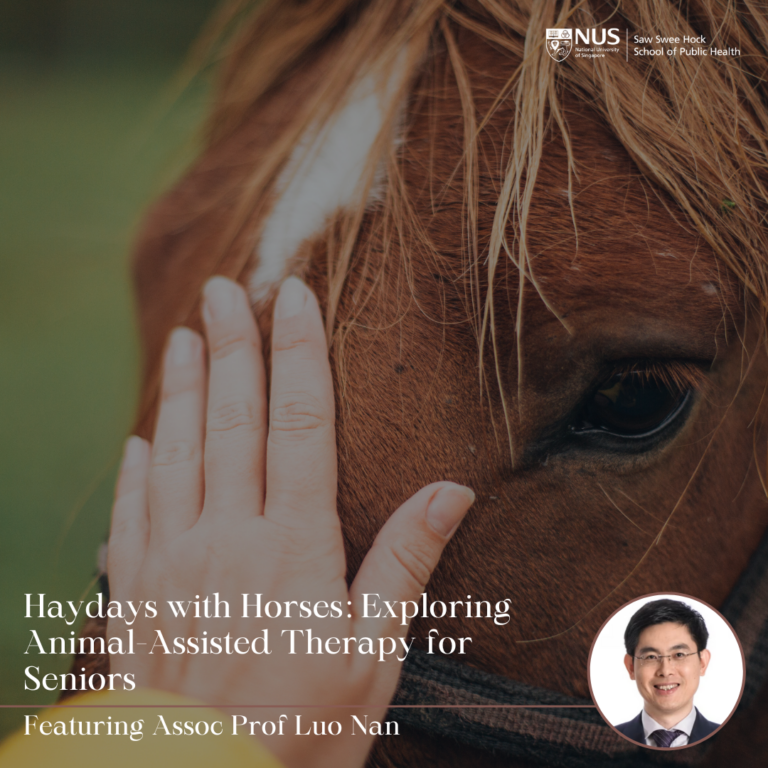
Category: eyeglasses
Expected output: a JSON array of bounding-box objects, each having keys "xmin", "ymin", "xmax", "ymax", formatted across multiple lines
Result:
[{"xmin": 633, "ymin": 651, "xmax": 699, "ymax": 667}]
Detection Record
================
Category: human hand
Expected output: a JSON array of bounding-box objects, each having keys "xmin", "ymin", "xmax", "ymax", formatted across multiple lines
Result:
[{"xmin": 107, "ymin": 276, "xmax": 474, "ymax": 768}]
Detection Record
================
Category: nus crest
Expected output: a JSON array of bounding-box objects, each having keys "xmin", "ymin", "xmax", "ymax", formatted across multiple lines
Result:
[{"xmin": 546, "ymin": 29, "xmax": 572, "ymax": 62}]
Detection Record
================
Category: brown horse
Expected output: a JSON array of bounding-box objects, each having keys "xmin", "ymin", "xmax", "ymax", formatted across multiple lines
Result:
[{"xmin": 75, "ymin": 0, "xmax": 768, "ymax": 765}]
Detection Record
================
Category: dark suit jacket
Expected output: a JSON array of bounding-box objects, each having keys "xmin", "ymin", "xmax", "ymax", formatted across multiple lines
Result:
[{"xmin": 615, "ymin": 708, "xmax": 720, "ymax": 747}]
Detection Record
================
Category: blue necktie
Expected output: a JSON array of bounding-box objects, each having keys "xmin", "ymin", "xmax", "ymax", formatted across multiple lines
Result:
[{"xmin": 650, "ymin": 729, "xmax": 685, "ymax": 748}]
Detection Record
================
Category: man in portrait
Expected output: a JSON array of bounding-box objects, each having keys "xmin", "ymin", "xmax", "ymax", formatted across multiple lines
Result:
[{"xmin": 616, "ymin": 599, "xmax": 720, "ymax": 748}]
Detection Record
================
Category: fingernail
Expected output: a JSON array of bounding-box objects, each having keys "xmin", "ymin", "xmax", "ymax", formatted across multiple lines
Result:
[
  {"xmin": 203, "ymin": 276, "xmax": 238, "ymax": 322},
  {"xmin": 426, "ymin": 484, "xmax": 475, "ymax": 538},
  {"xmin": 275, "ymin": 276, "xmax": 307, "ymax": 319},
  {"xmin": 121, "ymin": 436, "xmax": 144, "ymax": 470},
  {"xmin": 167, "ymin": 327, "xmax": 194, "ymax": 366}
]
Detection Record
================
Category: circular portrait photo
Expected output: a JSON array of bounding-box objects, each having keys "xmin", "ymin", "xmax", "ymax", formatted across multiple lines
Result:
[{"xmin": 589, "ymin": 594, "xmax": 744, "ymax": 749}]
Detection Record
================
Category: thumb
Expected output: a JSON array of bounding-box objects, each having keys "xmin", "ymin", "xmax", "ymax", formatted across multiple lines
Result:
[{"xmin": 350, "ymin": 482, "xmax": 474, "ymax": 642}]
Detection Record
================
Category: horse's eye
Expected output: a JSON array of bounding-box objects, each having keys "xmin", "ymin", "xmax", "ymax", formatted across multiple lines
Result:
[{"xmin": 575, "ymin": 372, "xmax": 690, "ymax": 438}]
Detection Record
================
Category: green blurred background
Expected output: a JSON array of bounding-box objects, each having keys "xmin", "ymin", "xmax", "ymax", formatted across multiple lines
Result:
[{"xmin": 0, "ymin": 0, "xmax": 220, "ymax": 739}]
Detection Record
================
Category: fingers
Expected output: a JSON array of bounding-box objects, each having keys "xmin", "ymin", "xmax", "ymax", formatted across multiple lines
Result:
[
  {"xmin": 350, "ymin": 483, "xmax": 474, "ymax": 641},
  {"xmin": 200, "ymin": 277, "xmax": 268, "ymax": 522},
  {"xmin": 109, "ymin": 436, "xmax": 151, "ymax": 590},
  {"xmin": 148, "ymin": 327, "xmax": 206, "ymax": 541},
  {"xmin": 265, "ymin": 278, "xmax": 338, "ymax": 527}
]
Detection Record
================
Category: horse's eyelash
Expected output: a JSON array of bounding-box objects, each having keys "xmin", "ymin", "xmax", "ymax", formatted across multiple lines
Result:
[{"xmin": 603, "ymin": 360, "xmax": 707, "ymax": 392}]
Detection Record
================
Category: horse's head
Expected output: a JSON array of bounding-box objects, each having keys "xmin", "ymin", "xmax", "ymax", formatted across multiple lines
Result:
[
  {"xmin": 289, "ymin": 41, "xmax": 767, "ymax": 698},
  {"xmin": 130, "ymin": 0, "xmax": 768, "ymax": 761}
]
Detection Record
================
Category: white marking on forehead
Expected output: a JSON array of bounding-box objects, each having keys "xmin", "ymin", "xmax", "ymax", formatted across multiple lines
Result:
[{"xmin": 249, "ymin": 63, "xmax": 405, "ymax": 306}]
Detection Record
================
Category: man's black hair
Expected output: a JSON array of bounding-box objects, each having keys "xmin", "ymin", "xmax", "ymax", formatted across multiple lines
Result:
[{"xmin": 624, "ymin": 599, "xmax": 709, "ymax": 657}]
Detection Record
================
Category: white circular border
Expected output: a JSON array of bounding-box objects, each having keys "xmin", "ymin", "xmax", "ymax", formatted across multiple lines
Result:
[{"xmin": 587, "ymin": 592, "xmax": 745, "ymax": 747}]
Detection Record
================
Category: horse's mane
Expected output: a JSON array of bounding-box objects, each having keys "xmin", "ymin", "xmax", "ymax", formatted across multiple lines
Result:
[{"xmin": 172, "ymin": 0, "xmax": 768, "ymax": 458}]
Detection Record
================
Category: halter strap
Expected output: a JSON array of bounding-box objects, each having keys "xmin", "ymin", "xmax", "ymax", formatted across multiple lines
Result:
[{"xmin": 389, "ymin": 525, "xmax": 768, "ymax": 766}]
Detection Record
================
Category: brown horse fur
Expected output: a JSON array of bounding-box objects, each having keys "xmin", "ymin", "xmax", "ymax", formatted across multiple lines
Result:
[{"xmin": 72, "ymin": 1, "xmax": 768, "ymax": 765}]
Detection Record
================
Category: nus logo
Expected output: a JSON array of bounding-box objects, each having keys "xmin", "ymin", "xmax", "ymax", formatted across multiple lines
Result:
[
  {"xmin": 546, "ymin": 29, "xmax": 572, "ymax": 61},
  {"xmin": 546, "ymin": 28, "xmax": 621, "ymax": 62}
]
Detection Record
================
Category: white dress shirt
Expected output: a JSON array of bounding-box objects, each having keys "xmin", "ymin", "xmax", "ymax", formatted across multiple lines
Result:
[{"xmin": 642, "ymin": 706, "xmax": 697, "ymax": 747}]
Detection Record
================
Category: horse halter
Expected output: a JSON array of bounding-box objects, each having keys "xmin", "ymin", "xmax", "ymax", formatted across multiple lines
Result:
[{"xmin": 389, "ymin": 527, "xmax": 768, "ymax": 766}]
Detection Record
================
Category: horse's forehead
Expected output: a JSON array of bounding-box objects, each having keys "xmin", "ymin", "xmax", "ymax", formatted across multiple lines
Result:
[
  {"xmin": 403, "ymin": 59, "xmax": 738, "ymax": 404},
  {"xmin": 406, "ymin": 36, "xmax": 730, "ymax": 331},
  {"xmin": 529, "ymin": 108, "xmax": 716, "ymax": 289},
  {"xmin": 527, "ymin": 139, "xmax": 729, "ymax": 350},
  {"xmin": 440, "ymin": 87, "xmax": 728, "ymax": 339},
  {"xmin": 523, "ymin": 135, "xmax": 727, "ymax": 337}
]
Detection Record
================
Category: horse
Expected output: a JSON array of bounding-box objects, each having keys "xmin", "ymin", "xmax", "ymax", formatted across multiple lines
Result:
[{"xmin": 73, "ymin": 1, "xmax": 768, "ymax": 765}]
